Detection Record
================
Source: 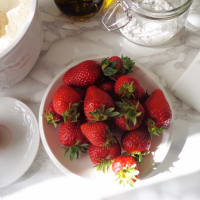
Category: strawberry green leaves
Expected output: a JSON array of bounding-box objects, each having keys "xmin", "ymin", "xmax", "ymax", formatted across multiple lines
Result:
[
  {"xmin": 116, "ymin": 100, "xmax": 142, "ymax": 130},
  {"xmin": 89, "ymin": 106, "xmax": 120, "ymax": 121},
  {"xmin": 115, "ymin": 166, "xmax": 139, "ymax": 187},
  {"xmin": 121, "ymin": 56, "xmax": 135, "ymax": 74},
  {"xmin": 95, "ymin": 159, "xmax": 112, "ymax": 173},
  {"xmin": 101, "ymin": 59, "xmax": 119, "ymax": 77},
  {"xmin": 131, "ymin": 151, "xmax": 150, "ymax": 163},
  {"xmin": 44, "ymin": 111, "xmax": 60, "ymax": 128},
  {"xmin": 63, "ymin": 102, "xmax": 80, "ymax": 122},
  {"xmin": 101, "ymin": 56, "xmax": 135, "ymax": 79},
  {"xmin": 118, "ymin": 82, "xmax": 135, "ymax": 99},
  {"xmin": 64, "ymin": 142, "xmax": 89, "ymax": 161},
  {"xmin": 147, "ymin": 119, "xmax": 163, "ymax": 136}
]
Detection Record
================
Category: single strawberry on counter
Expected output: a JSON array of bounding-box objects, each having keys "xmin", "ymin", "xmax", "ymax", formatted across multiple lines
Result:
[
  {"xmin": 63, "ymin": 60, "xmax": 101, "ymax": 88},
  {"xmin": 115, "ymin": 100, "xmax": 145, "ymax": 131},
  {"xmin": 53, "ymin": 85, "xmax": 81, "ymax": 122},
  {"xmin": 99, "ymin": 81, "xmax": 114, "ymax": 93},
  {"xmin": 114, "ymin": 75, "xmax": 145, "ymax": 100},
  {"xmin": 101, "ymin": 56, "xmax": 135, "ymax": 79},
  {"xmin": 121, "ymin": 128, "xmax": 151, "ymax": 162},
  {"xmin": 112, "ymin": 155, "xmax": 139, "ymax": 186},
  {"xmin": 84, "ymin": 86, "xmax": 119, "ymax": 121},
  {"xmin": 89, "ymin": 139, "xmax": 121, "ymax": 172},
  {"xmin": 44, "ymin": 102, "xmax": 62, "ymax": 128},
  {"xmin": 81, "ymin": 122, "xmax": 115, "ymax": 147},
  {"xmin": 145, "ymin": 89, "xmax": 172, "ymax": 136},
  {"xmin": 59, "ymin": 121, "xmax": 88, "ymax": 160}
]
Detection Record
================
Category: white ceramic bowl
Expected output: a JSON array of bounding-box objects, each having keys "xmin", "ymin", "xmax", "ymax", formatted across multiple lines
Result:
[
  {"xmin": 0, "ymin": 0, "xmax": 42, "ymax": 88},
  {"xmin": 0, "ymin": 97, "xmax": 40, "ymax": 188},
  {"xmin": 39, "ymin": 57, "xmax": 174, "ymax": 187}
]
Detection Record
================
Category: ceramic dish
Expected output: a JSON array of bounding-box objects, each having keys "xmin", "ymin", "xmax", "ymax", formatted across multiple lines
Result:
[
  {"xmin": 0, "ymin": 97, "xmax": 40, "ymax": 188},
  {"xmin": 0, "ymin": 0, "xmax": 42, "ymax": 88},
  {"xmin": 39, "ymin": 57, "xmax": 174, "ymax": 187}
]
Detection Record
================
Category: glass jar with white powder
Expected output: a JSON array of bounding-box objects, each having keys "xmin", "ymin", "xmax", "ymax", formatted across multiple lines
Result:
[{"xmin": 102, "ymin": 0, "xmax": 193, "ymax": 46}]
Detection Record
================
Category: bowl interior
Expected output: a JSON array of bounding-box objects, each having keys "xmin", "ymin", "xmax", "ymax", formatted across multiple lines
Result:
[
  {"xmin": 39, "ymin": 58, "xmax": 173, "ymax": 183},
  {"xmin": 0, "ymin": 0, "xmax": 36, "ymax": 58},
  {"xmin": 0, "ymin": 97, "xmax": 39, "ymax": 188}
]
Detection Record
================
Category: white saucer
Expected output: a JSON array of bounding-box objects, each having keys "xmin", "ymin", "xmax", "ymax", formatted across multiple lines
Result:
[{"xmin": 0, "ymin": 97, "xmax": 40, "ymax": 188}]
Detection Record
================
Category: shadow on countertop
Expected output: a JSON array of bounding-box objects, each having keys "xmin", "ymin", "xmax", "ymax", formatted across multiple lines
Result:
[{"xmin": 103, "ymin": 121, "xmax": 200, "ymax": 200}]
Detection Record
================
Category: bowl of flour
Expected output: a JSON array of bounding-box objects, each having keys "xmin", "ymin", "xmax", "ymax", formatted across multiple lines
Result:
[{"xmin": 0, "ymin": 0, "xmax": 42, "ymax": 88}]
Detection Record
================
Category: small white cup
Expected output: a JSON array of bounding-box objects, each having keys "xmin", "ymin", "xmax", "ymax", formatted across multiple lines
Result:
[{"xmin": 172, "ymin": 51, "xmax": 200, "ymax": 112}]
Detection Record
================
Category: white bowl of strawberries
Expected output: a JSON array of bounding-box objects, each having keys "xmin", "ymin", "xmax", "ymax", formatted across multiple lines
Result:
[{"xmin": 39, "ymin": 56, "xmax": 173, "ymax": 187}]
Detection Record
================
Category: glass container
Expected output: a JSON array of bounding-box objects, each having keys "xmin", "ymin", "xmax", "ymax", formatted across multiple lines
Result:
[
  {"xmin": 102, "ymin": 0, "xmax": 193, "ymax": 46},
  {"xmin": 54, "ymin": 0, "xmax": 113, "ymax": 21}
]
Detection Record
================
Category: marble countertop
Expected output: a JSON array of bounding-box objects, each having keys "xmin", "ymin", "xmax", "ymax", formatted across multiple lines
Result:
[{"xmin": 1, "ymin": 0, "xmax": 200, "ymax": 199}]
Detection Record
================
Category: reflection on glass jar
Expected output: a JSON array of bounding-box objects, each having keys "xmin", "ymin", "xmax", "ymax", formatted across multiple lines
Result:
[
  {"xmin": 54, "ymin": 0, "xmax": 113, "ymax": 20},
  {"xmin": 102, "ymin": 0, "xmax": 193, "ymax": 46}
]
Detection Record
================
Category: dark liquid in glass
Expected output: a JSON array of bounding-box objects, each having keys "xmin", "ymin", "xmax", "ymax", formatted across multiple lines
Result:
[{"xmin": 54, "ymin": 0, "xmax": 104, "ymax": 18}]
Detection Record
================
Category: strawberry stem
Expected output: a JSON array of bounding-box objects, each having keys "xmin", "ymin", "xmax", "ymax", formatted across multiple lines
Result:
[
  {"xmin": 121, "ymin": 56, "xmax": 135, "ymax": 74},
  {"xmin": 101, "ymin": 56, "xmax": 135, "ymax": 78},
  {"xmin": 63, "ymin": 102, "xmax": 80, "ymax": 122},
  {"xmin": 89, "ymin": 106, "xmax": 120, "ymax": 122},
  {"xmin": 119, "ymin": 82, "xmax": 135, "ymax": 99},
  {"xmin": 101, "ymin": 59, "xmax": 119, "ymax": 77},
  {"xmin": 95, "ymin": 159, "xmax": 112, "ymax": 173},
  {"xmin": 116, "ymin": 166, "xmax": 139, "ymax": 187},
  {"xmin": 64, "ymin": 142, "xmax": 89, "ymax": 160},
  {"xmin": 44, "ymin": 112, "xmax": 60, "ymax": 128},
  {"xmin": 130, "ymin": 151, "xmax": 150, "ymax": 163},
  {"xmin": 116, "ymin": 100, "xmax": 142, "ymax": 130},
  {"xmin": 147, "ymin": 119, "xmax": 163, "ymax": 137}
]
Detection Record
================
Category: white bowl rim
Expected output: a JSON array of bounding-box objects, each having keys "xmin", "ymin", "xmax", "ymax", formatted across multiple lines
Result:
[
  {"xmin": 39, "ymin": 56, "xmax": 174, "ymax": 180},
  {"xmin": 0, "ymin": 0, "xmax": 37, "ymax": 59},
  {"xmin": 0, "ymin": 96, "xmax": 40, "ymax": 188}
]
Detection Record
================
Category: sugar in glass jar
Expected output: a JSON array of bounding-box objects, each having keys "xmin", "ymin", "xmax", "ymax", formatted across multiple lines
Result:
[{"xmin": 102, "ymin": 0, "xmax": 193, "ymax": 46}]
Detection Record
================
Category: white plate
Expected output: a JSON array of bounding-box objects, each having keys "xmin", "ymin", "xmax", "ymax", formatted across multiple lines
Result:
[
  {"xmin": 0, "ymin": 97, "xmax": 40, "ymax": 188},
  {"xmin": 39, "ymin": 57, "xmax": 174, "ymax": 187}
]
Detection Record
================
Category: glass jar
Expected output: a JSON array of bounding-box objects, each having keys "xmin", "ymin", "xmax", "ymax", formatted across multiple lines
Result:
[
  {"xmin": 102, "ymin": 0, "xmax": 193, "ymax": 46},
  {"xmin": 54, "ymin": 0, "xmax": 113, "ymax": 21}
]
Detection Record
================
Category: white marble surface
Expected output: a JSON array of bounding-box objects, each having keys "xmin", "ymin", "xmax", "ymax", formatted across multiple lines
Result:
[{"xmin": 1, "ymin": 0, "xmax": 200, "ymax": 199}]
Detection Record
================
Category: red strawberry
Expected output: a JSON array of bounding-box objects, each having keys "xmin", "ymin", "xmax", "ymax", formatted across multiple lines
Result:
[
  {"xmin": 101, "ymin": 56, "xmax": 135, "ymax": 79},
  {"xmin": 88, "ymin": 144, "xmax": 108, "ymax": 164},
  {"xmin": 89, "ymin": 141, "xmax": 121, "ymax": 172},
  {"xmin": 81, "ymin": 122, "xmax": 114, "ymax": 147},
  {"xmin": 114, "ymin": 75, "xmax": 145, "ymax": 100},
  {"xmin": 109, "ymin": 56, "xmax": 122, "ymax": 70},
  {"xmin": 84, "ymin": 86, "xmax": 119, "ymax": 121},
  {"xmin": 53, "ymin": 85, "xmax": 81, "ymax": 122},
  {"xmin": 145, "ymin": 89, "xmax": 172, "ymax": 135},
  {"xmin": 112, "ymin": 155, "xmax": 139, "ymax": 186},
  {"xmin": 63, "ymin": 60, "xmax": 101, "ymax": 87},
  {"xmin": 99, "ymin": 81, "xmax": 114, "ymax": 93},
  {"xmin": 122, "ymin": 128, "xmax": 151, "ymax": 162},
  {"xmin": 44, "ymin": 102, "xmax": 62, "ymax": 128},
  {"xmin": 115, "ymin": 100, "xmax": 145, "ymax": 131},
  {"xmin": 59, "ymin": 122, "xmax": 88, "ymax": 160},
  {"xmin": 73, "ymin": 87, "xmax": 86, "ymax": 99}
]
